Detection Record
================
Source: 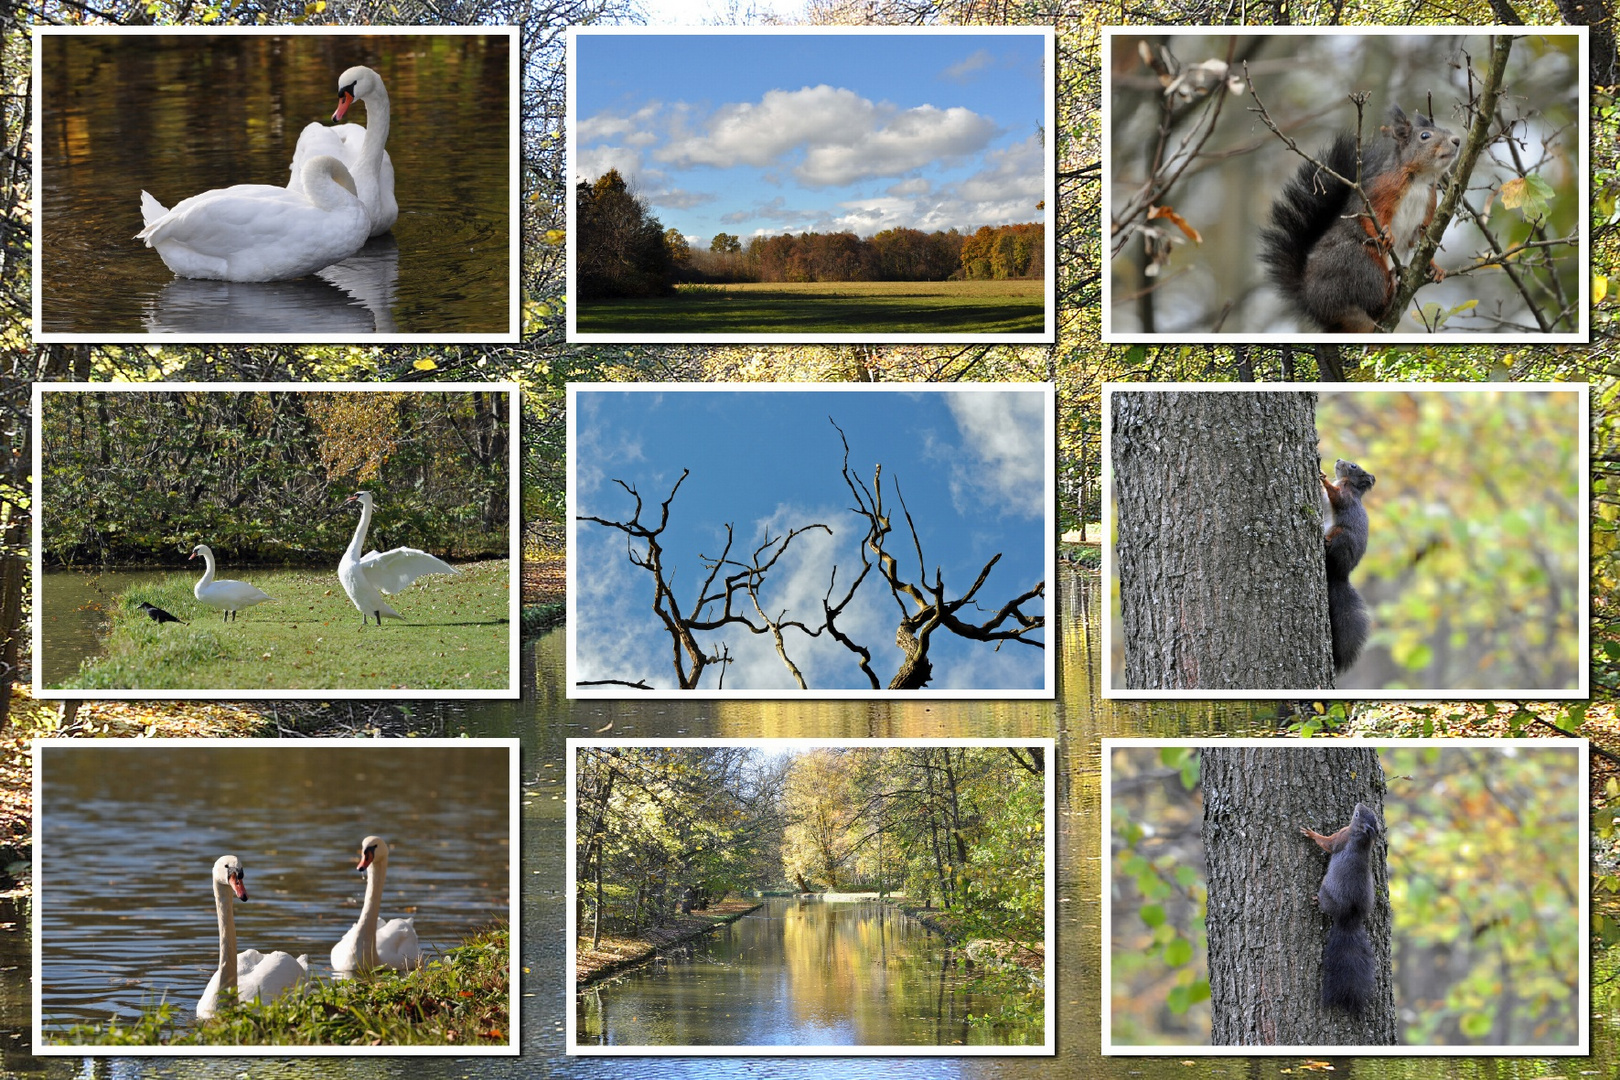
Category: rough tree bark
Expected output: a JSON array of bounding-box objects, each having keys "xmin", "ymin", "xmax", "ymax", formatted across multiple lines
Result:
[
  {"xmin": 1112, "ymin": 389, "xmax": 1332, "ymax": 689},
  {"xmin": 1203, "ymin": 746, "xmax": 1396, "ymax": 1046}
]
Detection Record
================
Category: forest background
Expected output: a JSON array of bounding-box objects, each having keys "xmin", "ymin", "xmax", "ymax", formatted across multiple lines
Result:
[{"xmin": 2, "ymin": 0, "xmax": 1620, "ymax": 1072}]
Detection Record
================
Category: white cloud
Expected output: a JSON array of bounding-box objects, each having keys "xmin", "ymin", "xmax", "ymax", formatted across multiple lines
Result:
[
  {"xmin": 887, "ymin": 177, "xmax": 932, "ymax": 197},
  {"xmin": 941, "ymin": 49, "xmax": 995, "ymax": 84},
  {"xmin": 953, "ymin": 131, "xmax": 1044, "ymax": 205},
  {"xmin": 654, "ymin": 85, "xmax": 999, "ymax": 188},
  {"xmin": 946, "ymin": 390, "xmax": 1046, "ymax": 520},
  {"xmin": 576, "ymin": 145, "xmax": 645, "ymax": 187}
]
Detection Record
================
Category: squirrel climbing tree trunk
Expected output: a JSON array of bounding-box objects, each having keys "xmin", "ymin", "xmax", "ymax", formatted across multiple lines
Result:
[
  {"xmin": 1203, "ymin": 746, "xmax": 1396, "ymax": 1046},
  {"xmin": 1111, "ymin": 389, "xmax": 1334, "ymax": 689}
]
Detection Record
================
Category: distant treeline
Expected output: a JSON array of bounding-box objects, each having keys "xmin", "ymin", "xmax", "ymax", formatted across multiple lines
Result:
[{"xmin": 576, "ymin": 170, "xmax": 1044, "ymax": 301}]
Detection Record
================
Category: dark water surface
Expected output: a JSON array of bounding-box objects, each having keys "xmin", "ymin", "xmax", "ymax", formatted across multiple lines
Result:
[
  {"xmin": 577, "ymin": 896, "xmax": 1041, "ymax": 1048},
  {"xmin": 3, "ymin": 571, "xmax": 1583, "ymax": 1077},
  {"xmin": 37, "ymin": 33, "xmax": 511, "ymax": 337}
]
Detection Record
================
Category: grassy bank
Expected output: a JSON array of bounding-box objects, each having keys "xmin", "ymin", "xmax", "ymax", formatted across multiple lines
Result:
[
  {"xmin": 577, "ymin": 279, "xmax": 1045, "ymax": 335},
  {"xmin": 576, "ymin": 898, "xmax": 762, "ymax": 989},
  {"xmin": 57, "ymin": 560, "xmax": 511, "ymax": 692},
  {"xmin": 52, "ymin": 925, "xmax": 510, "ymax": 1047}
]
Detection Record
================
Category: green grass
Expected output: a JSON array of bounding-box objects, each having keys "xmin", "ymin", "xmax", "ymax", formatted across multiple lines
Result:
[
  {"xmin": 51, "ymin": 925, "xmax": 510, "ymax": 1047},
  {"xmin": 57, "ymin": 561, "xmax": 511, "ymax": 692},
  {"xmin": 577, "ymin": 279, "xmax": 1046, "ymax": 334}
]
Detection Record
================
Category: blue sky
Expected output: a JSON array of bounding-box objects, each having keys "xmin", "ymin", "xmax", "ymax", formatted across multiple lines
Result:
[
  {"xmin": 572, "ymin": 387, "xmax": 1049, "ymax": 693},
  {"xmin": 574, "ymin": 31, "xmax": 1047, "ymax": 244}
]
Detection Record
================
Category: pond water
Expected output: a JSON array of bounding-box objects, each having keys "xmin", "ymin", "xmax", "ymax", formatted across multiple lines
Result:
[
  {"xmin": 0, "ymin": 570, "xmax": 1386, "ymax": 1078},
  {"xmin": 35, "ymin": 742, "xmax": 510, "ymax": 1033},
  {"xmin": 37, "ymin": 33, "xmax": 511, "ymax": 338},
  {"xmin": 577, "ymin": 896, "xmax": 1040, "ymax": 1048}
]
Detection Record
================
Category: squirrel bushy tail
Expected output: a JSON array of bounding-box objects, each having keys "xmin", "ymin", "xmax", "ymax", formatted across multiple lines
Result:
[
  {"xmin": 1321, "ymin": 918, "xmax": 1376, "ymax": 1012},
  {"xmin": 1328, "ymin": 577, "xmax": 1369, "ymax": 673}
]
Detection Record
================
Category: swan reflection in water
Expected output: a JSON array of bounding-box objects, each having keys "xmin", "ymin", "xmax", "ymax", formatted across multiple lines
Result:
[{"xmin": 141, "ymin": 236, "xmax": 400, "ymax": 334}]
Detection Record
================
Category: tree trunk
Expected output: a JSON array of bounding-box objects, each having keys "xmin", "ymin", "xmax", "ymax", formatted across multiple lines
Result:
[
  {"xmin": 1203, "ymin": 746, "xmax": 1396, "ymax": 1046},
  {"xmin": 1112, "ymin": 390, "xmax": 1332, "ymax": 689}
]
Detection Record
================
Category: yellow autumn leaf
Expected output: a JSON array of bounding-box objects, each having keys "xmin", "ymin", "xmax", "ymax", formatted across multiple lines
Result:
[
  {"xmin": 413, "ymin": 359, "xmax": 438, "ymax": 371},
  {"xmin": 1596, "ymin": 274, "xmax": 1609, "ymax": 303}
]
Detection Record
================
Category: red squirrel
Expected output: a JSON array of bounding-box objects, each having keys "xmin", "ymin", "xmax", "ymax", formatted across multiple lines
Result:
[
  {"xmin": 1262, "ymin": 105, "xmax": 1460, "ymax": 332},
  {"xmin": 1320, "ymin": 459, "xmax": 1374, "ymax": 673},
  {"xmin": 1301, "ymin": 803, "xmax": 1382, "ymax": 1013}
]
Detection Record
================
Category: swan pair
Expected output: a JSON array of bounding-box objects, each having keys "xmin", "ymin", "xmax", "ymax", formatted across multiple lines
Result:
[
  {"xmin": 186, "ymin": 491, "xmax": 456, "ymax": 626},
  {"xmin": 198, "ymin": 836, "xmax": 421, "ymax": 1019},
  {"xmin": 138, "ymin": 66, "xmax": 396, "ymax": 283}
]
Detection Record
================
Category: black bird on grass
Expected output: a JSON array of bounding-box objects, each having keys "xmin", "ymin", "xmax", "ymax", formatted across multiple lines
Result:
[{"xmin": 137, "ymin": 601, "xmax": 187, "ymax": 625}]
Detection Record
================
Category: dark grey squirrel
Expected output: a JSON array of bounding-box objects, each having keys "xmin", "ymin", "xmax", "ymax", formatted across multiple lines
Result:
[
  {"xmin": 1319, "ymin": 459, "xmax": 1374, "ymax": 673},
  {"xmin": 1301, "ymin": 802, "xmax": 1382, "ymax": 1013},
  {"xmin": 1261, "ymin": 105, "xmax": 1460, "ymax": 332}
]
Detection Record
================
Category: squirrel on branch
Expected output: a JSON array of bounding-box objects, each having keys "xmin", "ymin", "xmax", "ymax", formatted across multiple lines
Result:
[
  {"xmin": 1262, "ymin": 105, "xmax": 1460, "ymax": 333},
  {"xmin": 1320, "ymin": 458, "xmax": 1374, "ymax": 674},
  {"xmin": 1300, "ymin": 802, "xmax": 1382, "ymax": 1014}
]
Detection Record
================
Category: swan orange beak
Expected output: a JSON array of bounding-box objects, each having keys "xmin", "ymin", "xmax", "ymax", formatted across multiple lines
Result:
[
  {"xmin": 230, "ymin": 870, "xmax": 248, "ymax": 902},
  {"xmin": 333, "ymin": 87, "xmax": 356, "ymax": 123},
  {"xmin": 356, "ymin": 845, "xmax": 375, "ymax": 872}
]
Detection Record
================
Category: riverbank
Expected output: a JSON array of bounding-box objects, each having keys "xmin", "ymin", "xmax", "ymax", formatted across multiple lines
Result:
[
  {"xmin": 53, "ymin": 923, "xmax": 510, "ymax": 1047},
  {"xmin": 891, "ymin": 900, "xmax": 1046, "ymax": 974},
  {"xmin": 576, "ymin": 898, "xmax": 763, "ymax": 990},
  {"xmin": 54, "ymin": 560, "xmax": 510, "ymax": 692}
]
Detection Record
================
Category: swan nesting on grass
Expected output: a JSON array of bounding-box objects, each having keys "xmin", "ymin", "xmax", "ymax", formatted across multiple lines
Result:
[
  {"xmin": 288, "ymin": 65, "xmax": 397, "ymax": 237},
  {"xmin": 339, "ymin": 491, "xmax": 458, "ymax": 626},
  {"xmin": 331, "ymin": 835, "xmax": 422, "ymax": 977},
  {"xmin": 197, "ymin": 855, "xmax": 308, "ymax": 1019},
  {"xmin": 137, "ymin": 155, "xmax": 370, "ymax": 282},
  {"xmin": 189, "ymin": 544, "xmax": 272, "ymax": 622}
]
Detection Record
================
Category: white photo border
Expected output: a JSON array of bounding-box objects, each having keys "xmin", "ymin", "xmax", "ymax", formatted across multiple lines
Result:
[
  {"xmin": 1099, "ymin": 736, "xmax": 1590, "ymax": 1055},
  {"xmin": 1099, "ymin": 25, "xmax": 1591, "ymax": 344},
  {"xmin": 1100, "ymin": 381, "xmax": 1590, "ymax": 700},
  {"xmin": 566, "ymin": 380, "xmax": 1057, "ymax": 699},
  {"xmin": 30, "ymin": 380, "xmax": 522, "ymax": 700},
  {"xmin": 565, "ymin": 735, "xmax": 1057, "ymax": 1056},
  {"xmin": 30, "ymin": 25, "xmax": 522, "ymax": 345},
  {"xmin": 565, "ymin": 25, "xmax": 1056, "ymax": 345},
  {"xmin": 30, "ymin": 735, "xmax": 522, "ymax": 1056}
]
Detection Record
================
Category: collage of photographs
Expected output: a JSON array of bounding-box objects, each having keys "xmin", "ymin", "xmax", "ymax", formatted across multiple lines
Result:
[{"xmin": 0, "ymin": 3, "xmax": 1613, "ymax": 1080}]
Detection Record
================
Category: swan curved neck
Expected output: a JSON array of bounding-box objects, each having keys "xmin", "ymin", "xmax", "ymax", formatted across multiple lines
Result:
[
  {"xmin": 355, "ymin": 85, "xmax": 390, "ymax": 173},
  {"xmin": 215, "ymin": 876, "xmax": 237, "ymax": 993},
  {"xmin": 357, "ymin": 860, "xmax": 385, "ymax": 969},
  {"xmin": 346, "ymin": 499, "xmax": 373, "ymax": 560},
  {"xmin": 196, "ymin": 550, "xmax": 216, "ymax": 589}
]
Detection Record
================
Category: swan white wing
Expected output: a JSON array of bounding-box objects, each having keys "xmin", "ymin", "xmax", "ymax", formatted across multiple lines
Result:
[
  {"xmin": 236, "ymin": 950, "xmax": 309, "ymax": 1006},
  {"xmin": 139, "ymin": 190, "xmax": 168, "ymax": 227},
  {"xmin": 331, "ymin": 918, "xmax": 364, "ymax": 978},
  {"xmin": 357, "ymin": 548, "xmax": 459, "ymax": 596},
  {"xmin": 197, "ymin": 967, "xmax": 226, "ymax": 1018},
  {"xmin": 375, "ymin": 917, "xmax": 422, "ymax": 971},
  {"xmin": 136, "ymin": 166, "xmax": 370, "ymax": 282}
]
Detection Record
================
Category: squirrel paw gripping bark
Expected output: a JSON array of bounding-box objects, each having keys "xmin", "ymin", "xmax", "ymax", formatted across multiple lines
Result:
[{"xmin": 1301, "ymin": 802, "xmax": 1382, "ymax": 1013}]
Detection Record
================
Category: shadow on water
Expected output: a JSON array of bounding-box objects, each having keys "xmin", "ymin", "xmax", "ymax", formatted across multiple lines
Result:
[{"xmin": 2, "ymin": 568, "xmax": 1597, "ymax": 1078}]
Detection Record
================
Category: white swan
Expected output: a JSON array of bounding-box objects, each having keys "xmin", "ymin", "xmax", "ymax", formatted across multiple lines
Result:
[
  {"xmin": 189, "ymin": 544, "xmax": 273, "ymax": 622},
  {"xmin": 137, "ymin": 155, "xmax": 370, "ymax": 282},
  {"xmin": 197, "ymin": 855, "xmax": 309, "ymax": 1019},
  {"xmin": 288, "ymin": 65, "xmax": 397, "ymax": 237},
  {"xmin": 339, "ymin": 491, "xmax": 459, "ymax": 626},
  {"xmin": 331, "ymin": 835, "xmax": 423, "ymax": 977}
]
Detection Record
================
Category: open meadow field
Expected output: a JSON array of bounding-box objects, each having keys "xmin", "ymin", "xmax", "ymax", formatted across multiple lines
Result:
[{"xmin": 575, "ymin": 279, "xmax": 1046, "ymax": 336}]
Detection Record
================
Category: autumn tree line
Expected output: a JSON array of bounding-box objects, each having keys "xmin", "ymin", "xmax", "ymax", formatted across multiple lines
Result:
[
  {"xmin": 40, "ymin": 391, "xmax": 510, "ymax": 565},
  {"xmin": 574, "ymin": 745, "xmax": 1045, "ymax": 950},
  {"xmin": 576, "ymin": 170, "xmax": 1045, "ymax": 300}
]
